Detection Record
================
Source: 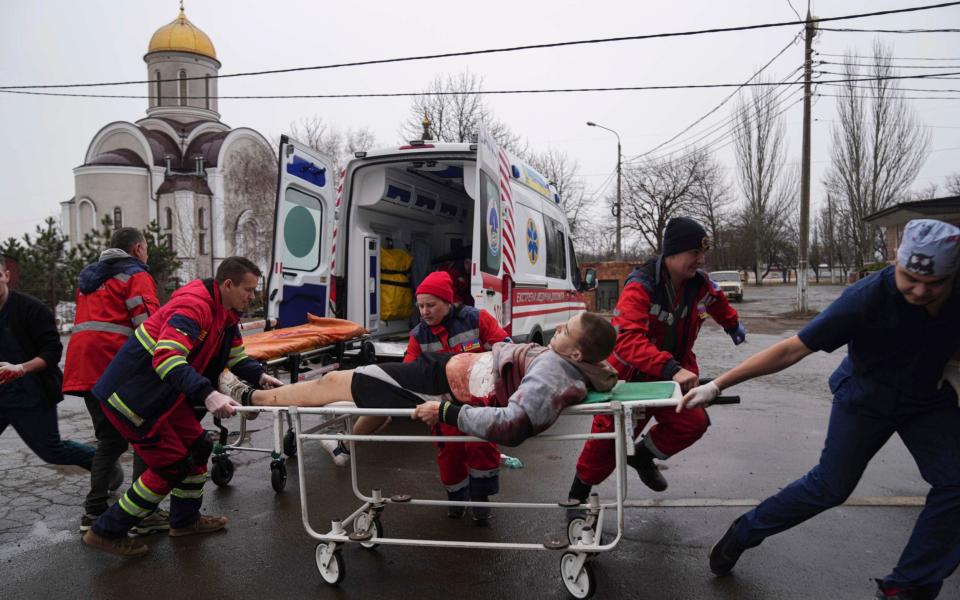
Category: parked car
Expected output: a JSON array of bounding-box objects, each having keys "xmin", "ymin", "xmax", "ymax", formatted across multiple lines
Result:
[{"xmin": 709, "ymin": 270, "xmax": 744, "ymax": 302}]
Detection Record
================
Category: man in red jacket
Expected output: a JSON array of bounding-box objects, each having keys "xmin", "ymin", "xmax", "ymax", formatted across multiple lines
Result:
[
  {"xmin": 63, "ymin": 227, "xmax": 165, "ymax": 534},
  {"xmin": 569, "ymin": 217, "xmax": 745, "ymax": 502}
]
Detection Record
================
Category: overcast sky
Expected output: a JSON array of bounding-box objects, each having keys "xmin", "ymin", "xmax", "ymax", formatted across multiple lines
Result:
[{"xmin": 1, "ymin": 0, "xmax": 958, "ymax": 243}]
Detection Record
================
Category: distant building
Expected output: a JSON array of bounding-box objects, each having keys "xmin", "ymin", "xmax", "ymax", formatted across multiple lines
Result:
[
  {"xmin": 60, "ymin": 6, "xmax": 276, "ymax": 284},
  {"xmin": 865, "ymin": 196, "xmax": 960, "ymax": 260}
]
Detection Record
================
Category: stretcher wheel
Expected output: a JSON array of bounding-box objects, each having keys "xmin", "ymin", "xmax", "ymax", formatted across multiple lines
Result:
[
  {"xmin": 567, "ymin": 517, "xmax": 604, "ymax": 547},
  {"xmin": 353, "ymin": 513, "xmax": 382, "ymax": 549},
  {"xmin": 315, "ymin": 543, "xmax": 346, "ymax": 585},
  {"xmin": 270, "ymin": 459, "xmax": 287, "ymax": 493},
  {"xmin": 283, "ymin": 429, "xmax": 297, "ymax": 457},
  {"xmin": 560, "ymin": 552, "xmax": 596, "ymax": 599},
  {"xmin": 360, "ymin": 341, "xmax": 376, "ymax": 365},
  {"xmin": 210, "ymin": 456, "xmax": 234, "ymax": 487}
]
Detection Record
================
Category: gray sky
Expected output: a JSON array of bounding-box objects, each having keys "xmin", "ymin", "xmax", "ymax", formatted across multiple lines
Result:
[{"xmin": 1, "ymin": 0, "xmax": 958, "ymax": 243}]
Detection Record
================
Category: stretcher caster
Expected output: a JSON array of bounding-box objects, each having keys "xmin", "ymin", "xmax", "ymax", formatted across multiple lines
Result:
[
  {"xmin": 567, "ymin": 516, "xmax": 604, "ymax": 547},
  {"xmin": 352, "ymin": 513, "xmax": 382, "ymax": 549},
  {"xmin": 270, "ymin": 459, "xmax": 287, "ymax": 493},
  {"xmin": 283, "ymin": 429, "xmax": 297, "ymax": 457},
  {"xmin": 210, "ymin": 455, "xmax": 234, "ymax": 487},
  {"xmin": 560, "ymin": 551, "xmax": 596, "ymax": 599},
  {"xmin": 315, "ymin": 543, "xmax": 345, "ymax": 585},
  {"xmin": 360, "ymin": 340, "xmax": 376, "ymax": 365}
]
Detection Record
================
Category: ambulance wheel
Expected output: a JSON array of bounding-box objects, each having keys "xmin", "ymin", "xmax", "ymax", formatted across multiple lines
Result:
[
  {"xmin": 360, "ymin": 341, "xmax": 376, "ymax": 365},
  {"xmin": 315, "ymin": 544, "xmax": 346, "ymax": 585},
  {"xmin": 270, "ymin": 459, "xmax": 287, "ymax": 493},
  {"xmin": 353, "ymin": 513, "xmax": 382, "ymax": 549},
  {"xmin": 283, "ymin": 429, "xmax": 297, "ymax": 457},
  {"xmin": 210, "ymin": 456, "xmax": 234, "ymax": 487},
  {"xmin": 560, "ymin": 552, "xmax": 596, "ymax": 599}
]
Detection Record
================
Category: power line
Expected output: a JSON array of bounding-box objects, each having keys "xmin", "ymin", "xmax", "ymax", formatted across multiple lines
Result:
[
  {"xmin": 2, "ymin": 1, "xmax": 960, "ymax": 91},
  {"xmin": 818, "ymin": 52, "xmax": 960, "ymax": 60},
  {"xmin": 818, "ymin": 82, "xmax": 960, "ymax": 93},
  {"xmin": 815, "ymin": 118, "xmax": 960, "ymax": 128},
  {"xmin": 818, "ymin": 27, "xmax": 960, "ymax": 33},
  {"xmin": 3, "ymin": 71, "xmax": 955, "ymax": 101},
  {"xmin": 819, "ymin": 93, "xmax": 960, "ymax": 99},
  {"xmin": 820, "ymin": 60, "xmax": 960, "ymax": 68}
]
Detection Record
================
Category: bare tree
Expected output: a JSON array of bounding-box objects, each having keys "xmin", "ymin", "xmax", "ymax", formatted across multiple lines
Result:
[
  {"xmin": 223, "ymin": 143, "xmax": 280, "ymax": 273},
  {"xmin": 402, "ymin": 71, "xmax": 525, "ymax": 153},
  {"xmin": 525, "ymin": 148, "xmax": 587, "ymax": 237},
  {"xmin": 688, "ymin": 153, "xmax": 734, "ymax": 267},
  {"xmin": 946, "ymin": 173, "xmax": 960, "ymax": 196},
  {"xmin": 732, "ymin": 79, "xmax": 794, "ymax": 284},
  {"xmin": 620, "ymin": 150, "xmax": 706, "ymax": 254},
  {"xmin": 285, "ymin": 116, "xmax": 378, "ymax": 176},
  {"xmin": 823, "ymin": 40, "xmax": 930, "ymax": 267}
]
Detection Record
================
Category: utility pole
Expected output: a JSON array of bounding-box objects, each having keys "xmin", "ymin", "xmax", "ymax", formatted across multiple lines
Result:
[
  {"xmin": 615, "ymin": 139, "xmax": 622, "ymax": 260},
  {"xmin": 797, "ymin": 10, "xmax": 816, "ymax": 312}
]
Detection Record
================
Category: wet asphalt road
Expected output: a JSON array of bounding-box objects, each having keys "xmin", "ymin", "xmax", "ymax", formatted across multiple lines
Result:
[{"xmin": 1, "ymin": 282, "xmax": 957, "ymax": 599}]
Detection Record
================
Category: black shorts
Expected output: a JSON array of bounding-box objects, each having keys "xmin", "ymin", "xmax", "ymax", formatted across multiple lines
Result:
[{"xmin": 349, "ymin": 352, "xmax": 454, "ymax": 409}]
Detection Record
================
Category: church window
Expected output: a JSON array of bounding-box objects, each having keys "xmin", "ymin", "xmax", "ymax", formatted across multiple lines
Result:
[
  {"xmin": 179, "ymin": 70, "xmax": 187, "ymax": 106},
  {"xmin": 163, "ymin": 234, "xmax": 173, "ymax": 250},
  {"xmin": 113, "ymin": 207, "xmax": 123, "ymax": 229},
  {"xmin": 205, "ymin": 75, "xmax": 211, "ymax": 110},
  {"xmin": 199, "ymin": 233, "xmax": 208, "ymax": 255},
  {"xmin": 165, "ymin": 207, "xmax": 173, "ymax": 230},
  {"xmin": 155, "ymin": 70, "xmax": 162, "ymax": 106},
  {"xmin": 198, "ymin": 207, "xmax": 206, "ymax": 230}
]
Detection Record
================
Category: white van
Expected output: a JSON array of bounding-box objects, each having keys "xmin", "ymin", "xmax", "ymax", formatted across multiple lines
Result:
[{"xmin": 265, "ymin": 129, "xmax": 595, "ymax": 359}]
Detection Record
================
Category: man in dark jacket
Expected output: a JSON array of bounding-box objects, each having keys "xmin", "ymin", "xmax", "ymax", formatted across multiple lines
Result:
[
  {"xmin": 63, "ymin": 227, "xmax": 165, "ymax": 534},
  {"xmin": 0, "ymin": 254, "xmax": 94, "ymax": 471}
]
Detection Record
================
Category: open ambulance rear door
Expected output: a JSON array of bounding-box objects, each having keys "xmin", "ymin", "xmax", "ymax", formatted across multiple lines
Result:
[{"xmin": 265, "ymin": 135, "xmax": 337, "ymax": 328}]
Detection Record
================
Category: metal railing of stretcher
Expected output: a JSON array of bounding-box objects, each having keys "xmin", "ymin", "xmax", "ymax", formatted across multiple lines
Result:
[
  {"xmin": 208, "ymin": 334, "xmax": 372, "ymax": 493},
  {"xmin": 234, "ymin": 385, "xmax": 738, "ymax": 599}
]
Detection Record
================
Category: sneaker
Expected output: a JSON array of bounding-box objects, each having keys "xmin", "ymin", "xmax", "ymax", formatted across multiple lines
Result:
[
  {"xmin": 108, "ymin": 463, "xmax": 124, "ymax": 492},
  {"xmin": 709, "ymin": 518, "xmax": 747, "ymax": 576},
  {"xmin": 875, "ymin": 579, "xmax": 943, "ymax": 600},
  {"xmin": 82, "ymin": 529, "xmax": 149, "ymax": 558},
  {"xmin": 470, "ymin": 496, "xmax": 492, "ymax": 523},
  {"xmin": 218, "ymin": 371, "xmax": 257, "ymax": 419},
  {"xmin": 447, "ymin": 488, "xmax": 469, "ymax": 519},
  {"xmin": 130, "ymin": 508, "xmax": 170, "ymax": 537},
  {"xmin": 627, "ymin": 452, "xmax": 668, "ymax": 492},
  {"xmin": 321, "ymin": 436, "xmax": 351, "ymax": 467},
  {"xmin": 79, "ymin": 512, "xmax": 102, "ymax": 532},
  {"xmin": 168, "ymin": 514, "xmax": 228, "ymax": 538}
]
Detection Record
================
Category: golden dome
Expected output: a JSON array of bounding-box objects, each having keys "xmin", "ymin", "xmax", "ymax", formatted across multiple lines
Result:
[{"xmin": 147, "ymin": 7, "xmax": 216, "ymax": 60}]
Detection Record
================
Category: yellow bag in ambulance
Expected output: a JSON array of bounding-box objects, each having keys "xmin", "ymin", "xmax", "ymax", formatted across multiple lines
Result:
[{"xmin": 380, "ymin": 248, "xmax": 413, "ymax": 321}]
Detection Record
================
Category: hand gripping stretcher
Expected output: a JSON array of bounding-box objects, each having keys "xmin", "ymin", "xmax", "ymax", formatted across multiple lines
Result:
[
  {"xmin": 236, "ymin": 380, "xmax": 738, "ymax": 598},
  {"xmin": 208, "ymin": 316, "xmax": 372, "ymax": 493}
]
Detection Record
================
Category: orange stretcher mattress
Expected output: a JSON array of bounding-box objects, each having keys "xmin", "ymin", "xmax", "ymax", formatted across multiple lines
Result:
[{"xmin": 242, "ymin": 315, "xmax": 368, "ymax": 361}]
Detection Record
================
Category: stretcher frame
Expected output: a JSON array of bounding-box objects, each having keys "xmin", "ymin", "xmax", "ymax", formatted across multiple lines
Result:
[
  {"xmin": 208, "ymin": 334, "xmax": 371, "ymax": 492},
  {"xmin": 236, "ymin": 388, "xmax": 731, "ymax": 599}
]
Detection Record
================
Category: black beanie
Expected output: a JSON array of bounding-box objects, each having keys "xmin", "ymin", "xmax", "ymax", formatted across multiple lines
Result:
[{"xmin": 662, "ymin": 217, "xmax": 710, "ymax": 257}]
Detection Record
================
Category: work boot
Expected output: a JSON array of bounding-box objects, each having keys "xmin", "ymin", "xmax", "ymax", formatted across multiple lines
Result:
[
  {"xmin": 709, "ymin": 517, "xmax": 747, "ymax": 576},
  {"xmin": 470, "ymin": 496, "xmax": 492, "ymax": 523},
  {"xmin": 218, "ymin": 371, "xmax": 257, "ymax": 419},
  {"xmin": 447, "ymin": 488, "xmax": 469, "ymax": 519},
  {"xmin": 107, "ymin": 464, "xmax": 124, "ymax": 492},
  {"xmin": 874, "ymin": 579, "xmax": 943, "ymax": 600},
  {"xmin": 130, "ymin": 508, "xmax": 170, "ymax": 537},
  {"xmin": 79, "ymin": 512, "xmax": 101, "ymax": 533},
  {"xmin": 168, "ymin": 514, "xmax": 228, "ymax": 537},
  {"xmin": 321, "ymin": 436, "xmax": 351, "ymax": 467},
  {"xmin": 628, "ymin": 444, "xmax": 668, "ymax": 492},
  {"xmin": 82, "ymin": 530, "xmax": 149, "ymax": 558}
]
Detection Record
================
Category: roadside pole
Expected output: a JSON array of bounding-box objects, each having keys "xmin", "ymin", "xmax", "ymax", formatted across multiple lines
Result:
[{"xmin": 797, "ymin": 11, "xmax": 816, "ymax": 312}]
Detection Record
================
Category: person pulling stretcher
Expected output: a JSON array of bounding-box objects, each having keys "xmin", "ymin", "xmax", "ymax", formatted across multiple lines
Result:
[{"xmin": 216, "ymin": 312, "xmax": 618, "ymax": 447}]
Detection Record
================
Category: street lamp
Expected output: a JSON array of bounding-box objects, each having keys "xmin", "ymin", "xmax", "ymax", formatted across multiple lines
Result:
[{"xmin": 587, "ymin": 121, "xmax": 622, "ymax": 260}]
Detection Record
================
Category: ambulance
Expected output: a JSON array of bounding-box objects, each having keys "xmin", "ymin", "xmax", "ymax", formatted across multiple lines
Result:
[{"xmin": 265, "ymin": 128, "xmax": 596, "ymax": 359}]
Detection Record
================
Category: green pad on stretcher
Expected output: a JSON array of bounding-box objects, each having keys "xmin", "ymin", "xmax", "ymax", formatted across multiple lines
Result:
[{"xmin": 582, "ymin": 382, "xmax": 677, "ymax": 404}]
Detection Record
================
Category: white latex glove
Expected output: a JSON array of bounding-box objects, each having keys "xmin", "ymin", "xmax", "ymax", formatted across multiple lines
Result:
[
  {"xmin": 260, "ymin": 373, "xmax": 284, "ymax": 389},
  {"xmin": 677, "ymin": 381, "xmax": 719, "ymax": 413},
  {"xmin": 205, "ymin": 390, "xmax": 240, "ymax": 418},
  {"xmin": 0, "ymin": 362, "xmax": 25, "ymax": 385}
]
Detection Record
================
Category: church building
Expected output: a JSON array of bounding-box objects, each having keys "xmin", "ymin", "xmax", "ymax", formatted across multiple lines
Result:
[{"xmin": 61, "ymin": 6, "xmax": 276, "ymax": 282}]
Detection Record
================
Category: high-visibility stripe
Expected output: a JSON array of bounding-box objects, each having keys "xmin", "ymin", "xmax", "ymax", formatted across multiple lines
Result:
[
  {"xmin": 227, "ymin": 353, "xmax": 249, "ymax": 368},
  {"xmin": 135, "ymin": 325, "xmax": 157, "ymax": 355},
  {"xmin": 125, "ymin": 296, "xmax": 144, "ymax": 309},
  {"xmin": 420, "ymin": 341, "xmax": 443, "ymax": 353},
  {"xmin": 118, "ymin": 494, "xmax": 151, "ymax": 518},
  {"xmin": 171, "ymin": 488, "xmax": 204, "ymax": 499},
  {"xmin": 157, "ymin": 355, "xmax": 188, "ymax": 379},
  {"xmin": 229, "ymin": 345, "xmax": 246, "ymax": 357},
  {"xmin": 448, "ymin": 329, "xmax": 481, "ymax": 348},
  {"xmin": 181, "ymin": 473, "xmax": 207, "ymax": 485},
  {"xmin": 131, "ymin": 313, "xmax": 148, "ymax": 326},
  {"xmin": 107, "ymin": 393, "xmax": 144, "ymax": 427},
  {"xmin": 156, "ymin": 339, "xmax": 189, "ymax": 355},
  {"xmin": 72, "ymin": 321, "xmax": 134, "ymax": 336},
  {"xmin": 133, "ymin": 478, "xmax": 163, "ymax": 504},
  {"xmin": 113, "ymin": 273, "xmax": 132, "ymax": 283}
]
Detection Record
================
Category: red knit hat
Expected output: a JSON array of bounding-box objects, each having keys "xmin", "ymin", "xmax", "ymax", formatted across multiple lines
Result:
[{"xmin": 416, "ymin": 271, "xmax": 454, "ymax": 304}]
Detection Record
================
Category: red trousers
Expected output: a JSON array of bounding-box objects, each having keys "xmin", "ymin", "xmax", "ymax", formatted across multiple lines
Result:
[
  {"xmin": 575, "ymin": 406, "xmax": 709, "ymax": 486},
  {"xmin": 436, "ymin": 422, "xmax": 500, "ymax": 492}
]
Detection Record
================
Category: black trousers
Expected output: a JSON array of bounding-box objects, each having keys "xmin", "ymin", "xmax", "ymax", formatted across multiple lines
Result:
[
  {"xmin": 82, "ymin": 392, "xmax": 147, "ymax": 515},
  {"xmin": 350, "ymin": 352, "xmax": 454, "ymax": 409}
]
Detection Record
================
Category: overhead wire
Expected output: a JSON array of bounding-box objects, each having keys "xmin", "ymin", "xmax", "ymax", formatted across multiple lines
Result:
[
  {"xmin": 2, "ymin": 1, "xmax": 959, "ymax": 90},
  {"xmin": 817, "ymin": 52, "xmax": 960, "ymax": 60},
  {"xmin": 817, "ymin": 27, "xmax": 960, "ymax": 33}
]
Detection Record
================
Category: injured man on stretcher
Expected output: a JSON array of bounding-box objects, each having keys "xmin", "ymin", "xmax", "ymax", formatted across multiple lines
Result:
[{"xmin": 215, "ymin": 312, "xmax": 618, "ymax": 446}]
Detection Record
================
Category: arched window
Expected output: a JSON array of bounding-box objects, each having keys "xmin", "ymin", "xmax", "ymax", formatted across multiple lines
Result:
[
  {"xmin": 204, "ymin": 75, "xmax": 211, "ymax": 110},
  {"xmin": 113, "ymin": 207, "xmax": 123, "ymax": 229},
  {"xmin": 164, "ymin": 207, "xmax": 173, "ymax": 229},
  {"xmin": 198, "ymin": 207, "xmax": 206, "ymax": 230},
  {"xmin": 178, "ymin": 70, "xmax": 187, "ymax": 106}
]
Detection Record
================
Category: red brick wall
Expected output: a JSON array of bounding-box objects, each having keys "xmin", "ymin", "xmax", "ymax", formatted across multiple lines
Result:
[{"xmin": 580, "ymin": 261, "xmax": 636, "ymax": 313}]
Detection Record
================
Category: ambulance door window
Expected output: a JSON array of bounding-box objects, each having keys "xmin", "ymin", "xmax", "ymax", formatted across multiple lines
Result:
[
  {"xmin": 543, "ymin": 215, "xmax": 567, "ymax": 280},
  {"xmin": 280, "ymin": 187, "xmax": 323, "ymax": 271},
  {"xmin": 478, "ymin": 171, "xmax": 502, "ymax": 276}
]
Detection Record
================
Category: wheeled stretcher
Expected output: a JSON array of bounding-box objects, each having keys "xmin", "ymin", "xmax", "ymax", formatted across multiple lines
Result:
[
  {"xmin": 208, "ymin": 316, "xmax": 371, "ymax": 492},
  {"xmin": 236, "ymin": 381, "xmax": 738, "ymax": 598}
]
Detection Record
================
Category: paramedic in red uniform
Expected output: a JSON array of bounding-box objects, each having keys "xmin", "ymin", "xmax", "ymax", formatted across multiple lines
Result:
[
  {"xmin": 568, "ymin": 217, "xmax": 745, "ymax": 503},
  {"xmin": 62, "ymin": 227, "xmax": 166, "ymax": 534},
  {"xmin": 82, "ymin": 257, "xmax": 283, "ymax": 557}
]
